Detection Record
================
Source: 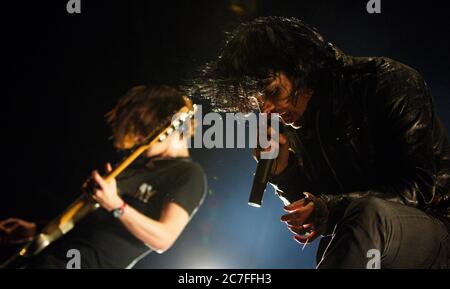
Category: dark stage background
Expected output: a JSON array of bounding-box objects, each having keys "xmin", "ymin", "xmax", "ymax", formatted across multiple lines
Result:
[{"xmin": 1, "ymin": 0, "xmax": 449, "ymax": 268}]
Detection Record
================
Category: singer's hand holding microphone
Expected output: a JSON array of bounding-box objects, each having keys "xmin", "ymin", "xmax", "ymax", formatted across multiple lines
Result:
[
  {"xmin": 252, "ymin": 127, "xmax": 289, "ymax": 176},
  {"xmin": 252, "ymin": 127, "xmax": 328, "ymax": 244}
]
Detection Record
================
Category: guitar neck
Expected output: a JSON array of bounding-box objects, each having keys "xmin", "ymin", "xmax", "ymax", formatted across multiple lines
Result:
[{"xmin": 0, "ymin": 102, "xmax": 196, "ymax": 268}]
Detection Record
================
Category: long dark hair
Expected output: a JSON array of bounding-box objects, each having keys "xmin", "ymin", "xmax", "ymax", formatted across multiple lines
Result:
[{"xmin": 192, "ymin": 17, "xmax": 344, "ymax": 112}]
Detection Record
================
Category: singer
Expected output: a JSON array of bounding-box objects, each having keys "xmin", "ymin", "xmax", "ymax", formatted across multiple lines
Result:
[
  {"xmin": 0, "ymin": 85, "xmax": 206, "ymax": 269},
  {"xmin": 198, "ymin": 17, "xmax": 450, "ymax": 268}
]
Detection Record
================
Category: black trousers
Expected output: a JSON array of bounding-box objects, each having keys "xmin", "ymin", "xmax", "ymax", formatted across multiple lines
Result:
[{"xmin": 316, "ymin": 197, "xmax": 450, "ymax": 269}]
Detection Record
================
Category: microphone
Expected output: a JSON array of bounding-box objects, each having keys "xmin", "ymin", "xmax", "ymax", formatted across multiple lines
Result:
[
  {"xmin": 248, "ymin": 157, "xmax": 275, "ymax": 207},
  {"xmin": 248, "ymin": 115, "xmax": 282, "ymax": 208}
]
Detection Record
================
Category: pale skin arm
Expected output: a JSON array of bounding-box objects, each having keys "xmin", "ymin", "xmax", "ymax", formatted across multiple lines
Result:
[
  {"xmin": 117, "ymin": 202, "xmax": 189, "ymax": 253},
  {"xmin": 91, "ymin": 164, "xmax": 190, "ymax": 253}
]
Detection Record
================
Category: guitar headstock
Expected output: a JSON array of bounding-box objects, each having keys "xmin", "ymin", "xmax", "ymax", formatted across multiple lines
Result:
[
  {"xmin": 158, "ymin": 102, "xmax": 198, "ymax": 142},
  {"xmin": 139, "ymin": 96, "xmax": 197, "ymax": 147}
]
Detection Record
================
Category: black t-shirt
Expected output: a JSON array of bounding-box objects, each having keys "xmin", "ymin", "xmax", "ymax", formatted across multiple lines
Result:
[{"xmin": 40, "ymin": 156, "xmax": 206, "ymax": 269}]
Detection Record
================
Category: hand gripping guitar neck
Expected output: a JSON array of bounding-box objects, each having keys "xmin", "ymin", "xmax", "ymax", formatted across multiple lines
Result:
[{"xmin": 1, "ymin": 97, "xmax": 197, "ymax": 269}]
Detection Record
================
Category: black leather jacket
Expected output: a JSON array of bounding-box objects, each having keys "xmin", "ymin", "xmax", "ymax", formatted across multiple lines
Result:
[{"xmin": 270, "ymin": 56, "xmax": 450, "ymax": 229}]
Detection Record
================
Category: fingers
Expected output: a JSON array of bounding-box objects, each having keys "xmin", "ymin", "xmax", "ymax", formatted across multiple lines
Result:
[
  {"xmin": 253, "ymin": 131, "xmax": 287, "ymax": 160},
  {"xmin": 260, "ymin": 129, "xmax": 278, "ymax": 154},
  {"xmin": 7, "ymin": 223, "xmax": 20, "ymax": 232},
  {"xmin": 1, "ymin": 218, "xmax": 29, "ymax": 228},
  {"xmin": 294, "ymin": 230, "xmax": 319, "ymax": 244},
  {"xmin": 92, "ymin": 183, "xmax": 104, "ymax": 199},
  {"xmin": 0, "ymin": 219, "xmax": 31, "ymax": 235},
  {"xmin": 285, "ymin": 219, "xmax": 309, "ymax": 228},
  {"xmin": 1, "ymin": 218, "xmax": 20, "ymax": 226},
  {"xmin": 281, "ymin": 206, "xmax": 308, "ymax": 222},
  {"xmin": 90, "ymin": 163, "xmax": 117, "ymax": 203},
  {"xmin": 267, "ymin": 127, "xmax": 286, "ymax": 145},
  {"xmin": 92, "ymin": 170, "xmax": 107, "ymax": 189},
  {"xmin": 0, "ymin": 219, "xmax": 21, "ymax": 234},
  {"xmin": 91, "ymin": 193, "xmax": 100, "ymax": 203},
  {"xmin": 284, "ymin": 199, "xmax": 307, "ymax": 211},
  {"xmin": 0, "ymin": 226, "xmax": 15, "ymax": 234},
  {"xmin": 288, "ymin": 223, "xmax": 313, "ymax": 235},
  {"xmin": 281, "ymin": 202, "xmax": 314, "ymax": 222}
]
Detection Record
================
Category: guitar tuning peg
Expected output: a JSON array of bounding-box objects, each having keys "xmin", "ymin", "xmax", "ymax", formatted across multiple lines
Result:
[{"xmin": 173, "ymin": 120, "xmax": 181, "ymax": 128}]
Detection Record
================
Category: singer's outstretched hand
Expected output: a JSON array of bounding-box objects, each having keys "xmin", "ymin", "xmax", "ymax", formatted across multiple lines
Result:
[{"xmin": 280, "ymin": 193, "xmax": 329, "ymax": 244}]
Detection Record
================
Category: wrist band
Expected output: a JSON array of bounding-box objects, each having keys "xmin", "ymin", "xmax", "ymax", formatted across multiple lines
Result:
[{"xmin": 112, "ymin": 202, "xmax": 127, "ymax": 218}]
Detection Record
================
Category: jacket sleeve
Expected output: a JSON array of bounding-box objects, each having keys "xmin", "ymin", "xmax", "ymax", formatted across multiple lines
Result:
[{"xmin": 319, "ymin": 60, "xmax": 438, "ymax": 214}]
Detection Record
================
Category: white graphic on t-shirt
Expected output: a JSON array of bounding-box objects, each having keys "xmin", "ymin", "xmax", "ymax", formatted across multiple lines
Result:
[{"xmin": 137, "ymin": 183, "xmax": 156, "ymax": 203}]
